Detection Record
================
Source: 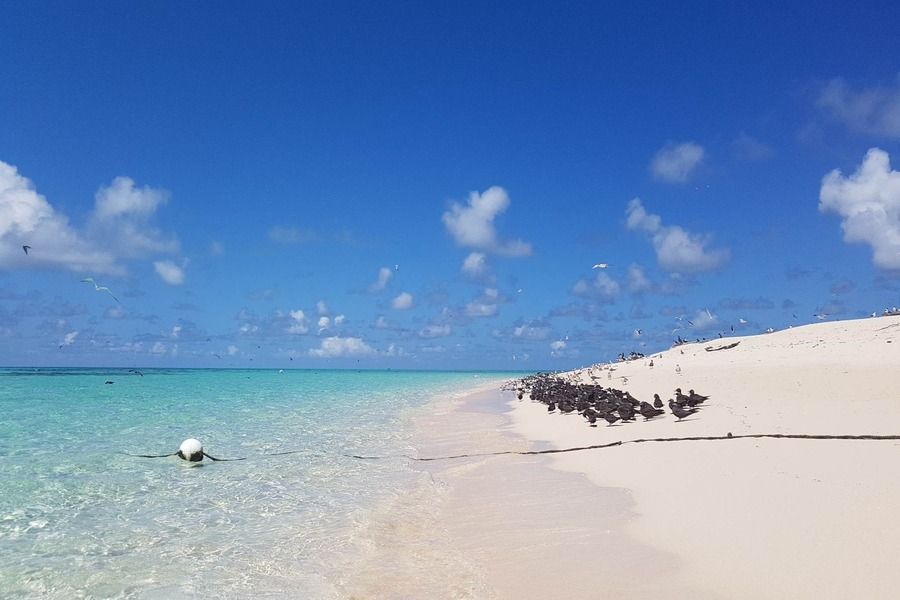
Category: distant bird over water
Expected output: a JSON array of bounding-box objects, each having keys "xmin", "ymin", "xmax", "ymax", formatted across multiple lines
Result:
[{"xmin": 81, "ymin": 278, "xmax": 120, "ymax": 303}]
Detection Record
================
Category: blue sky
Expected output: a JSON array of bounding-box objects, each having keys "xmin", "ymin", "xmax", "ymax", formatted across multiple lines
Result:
[{"xmin": 2, "ymin": 2, "xmax": 899, "ymax": 369}]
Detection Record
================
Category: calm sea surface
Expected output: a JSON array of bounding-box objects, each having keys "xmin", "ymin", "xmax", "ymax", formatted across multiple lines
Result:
[{"xmin": 0, "ymin": 368, "xmax": 516, "ymax": 599}]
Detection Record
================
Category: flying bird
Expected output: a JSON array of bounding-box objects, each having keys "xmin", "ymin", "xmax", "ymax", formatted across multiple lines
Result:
[
  {"xmin": 634, "ymin": 329, "xmax": 642, "ymax": 336},
  {"xmin": 814, "ymin": 313, "xmax": 828, "ymax": 320},
  {"xmin": 592, "ymin": 263, "xmax": 609, "ymax": 269},
  {"xmin": 22, "ymin": 245, "xmax": 32, "ymax": 255},
  {"xmin": 80, "ymin": 278, "xmax": 120, "ymax": 303},
  {"xmin": 739, "ymin": 318, "xmax": 748, "ymax": 324}
]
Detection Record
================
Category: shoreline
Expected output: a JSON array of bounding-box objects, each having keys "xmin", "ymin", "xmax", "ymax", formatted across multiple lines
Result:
[
  {"xmin": 342, "ymin": 381, "xmax": 708, "ymax": 599},
  {"xmin": 345, "ymin": 315, "xmax": 900, "ymax": 598}
]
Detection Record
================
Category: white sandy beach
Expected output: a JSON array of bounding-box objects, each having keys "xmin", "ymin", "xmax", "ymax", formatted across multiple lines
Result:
[
  {"xmin": 511, "ymin": 315, "xmax": 900, "ymax": 598},
  {"xmin": 346, "ymin": 315, "xmax": 900, "ymax": 599}
]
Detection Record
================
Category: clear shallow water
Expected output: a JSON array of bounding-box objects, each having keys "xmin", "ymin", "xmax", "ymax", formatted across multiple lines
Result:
[{"xmin": 0, "ymin": 368, "xmax": 516, "ymax": 599}]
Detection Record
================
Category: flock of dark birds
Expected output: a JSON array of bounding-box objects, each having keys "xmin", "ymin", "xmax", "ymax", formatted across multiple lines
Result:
[{"xmin": 506, "ymin": 373, "xmax": 710, "ymax": 427}]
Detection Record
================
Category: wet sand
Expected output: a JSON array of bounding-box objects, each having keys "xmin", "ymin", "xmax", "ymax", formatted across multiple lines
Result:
[{"xmin": 343, "ymin": 387, "xmax": 710, "ymax": 599}]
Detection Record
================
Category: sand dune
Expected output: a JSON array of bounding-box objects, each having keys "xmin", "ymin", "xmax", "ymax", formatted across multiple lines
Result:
[{"xmin": 510, "ymin": 315, "xmax": 900, "ymax": 598}]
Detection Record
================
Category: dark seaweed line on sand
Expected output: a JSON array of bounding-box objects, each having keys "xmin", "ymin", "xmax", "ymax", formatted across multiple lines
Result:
[{"xmin": 347, "ymin": 433, "xmax": 900, "ymax": 462}]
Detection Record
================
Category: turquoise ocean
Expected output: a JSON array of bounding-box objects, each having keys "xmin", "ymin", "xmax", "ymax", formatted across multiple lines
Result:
[{"xmin": 0, "ymin": 368, "xmax": 516, "ymax": 599}]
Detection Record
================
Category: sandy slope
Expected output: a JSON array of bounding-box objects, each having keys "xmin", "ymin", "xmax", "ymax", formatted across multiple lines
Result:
[{"xmin": 510, "ymin": 316, "xmax": 900, "ymax": 598}]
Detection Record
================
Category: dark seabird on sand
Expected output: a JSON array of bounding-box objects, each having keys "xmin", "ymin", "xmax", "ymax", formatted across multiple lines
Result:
[
  {"xmin": 639, "ymin": 401, "xmax": 665, "ymax": 420},
  {"xmin": 618, "ymin": 403, "xmax": 635, "ymax": 421},
  {"xmin": 687, "ymin": 389, "xmax": 709, "ymax": 406},
  {"xmin": 669, "ymin": 399, "xmax": 698, "ymax": 420},
  {"xmin": 653, "ymin": 394, "xmax": 664, "ymax": 409},
  {"xmin": 674, "ymin": 388, "xmax": 690, "ymax": 406},
  {"xmin": 602, "ymin": 412, "xmax": 620, "ymax": 426}
]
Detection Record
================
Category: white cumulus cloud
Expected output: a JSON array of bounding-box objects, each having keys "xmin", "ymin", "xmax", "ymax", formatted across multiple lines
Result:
[
  {"xmin": 0, "ymin": 161, "xmax": 119, "ymax": 273},
  {"xmin": 369, "ymin": 266, "xmax": 393, "ymax": 292},
  {"xmin": 60, "ymin": 330, "xmax": 79, "ymax": 346},
  {"xmin": 287, "ymin": 309, "xmax": 309, "ymax": 334},
  {"xmin": 465, "ymin": 287, "xmax": 502, "ymax": 318},
  {"xmin": 153, "ymin": 260, "xmax": 185, "ymax": 285},
  {"xmin": 309, "ymin": 336, "xmax": 375, "ymax": 358},
  {"xmin": 461, "ymin": 251, "xmax": 494, "ymax": 282},
  {"xmin": 442, "ymin": 186, "xmax": 532, "ymax": 257},
  {"xmin": 513, "ymin": 322, "xmax": 551, "ymax": 340},
  {"xmin": 1, "ymin": 162, "xmax": 180, "ymax": 275},
  {"xmin": 550, "ymin": 339, "xmax": 567, "ymax": 357},
  {"xmin": 817, "ymin": 77, "xmax": 900, "ymax": 138},
  {"xmin": 89, "ymin": 176, "xmax": 178, "ymax": 258},
  {"xmin": 625, "ymin": 198, "xmax": 729, "ymax": 273},
  {"xmin": 572, "ymin": 272, "xmax": 620, "ymax": 302},
  {"xmin": 227, "ymin": 344, "xmax": 238, "ymax": 356},
  {"xmin": 419, "ymin": 324, "xmax": 451, "ymax": 338},
  {"xmin": 316, "ymin": 300, "xmax": 329, "ymax": 316},
  {"xmin": 819, "ymin": 147, "xmax": 900, "ymax": 270},
  {"xmin": 627, "ymin": 263, "xmax": 653, "ymax": 294},
  {"xmin": 392, "ymin": 292, "xmax": 413, "ymax": 310},
  {"xmin": 465, "ymin": 301, "xmax": 498, "ymax": 317},
  {"xmin": 650, "ymin": 141, "xmax": 705, "ymax": 183}
]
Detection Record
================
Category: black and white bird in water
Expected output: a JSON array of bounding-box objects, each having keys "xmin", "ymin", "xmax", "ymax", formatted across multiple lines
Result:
[
  {"xmin": 80, "ymin": 278, "xmax": 120, "ymax": 303},
  {"xmin": 22, "ymin": 245, "xmax": 32, "ymax": 255}
]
